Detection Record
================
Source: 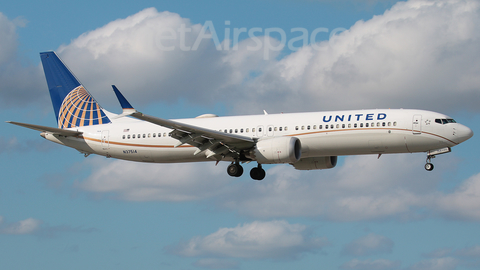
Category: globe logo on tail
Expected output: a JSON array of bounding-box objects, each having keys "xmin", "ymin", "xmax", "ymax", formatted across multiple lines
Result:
[{"xmin": 58, "ymin": 86, "xmax": 110, "ymax": 129}]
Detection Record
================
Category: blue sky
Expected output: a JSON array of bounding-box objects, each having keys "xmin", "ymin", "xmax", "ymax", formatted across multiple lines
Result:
[{"xmin": 2, "ymin": 0, "xmax": 480, "ymax": 269}]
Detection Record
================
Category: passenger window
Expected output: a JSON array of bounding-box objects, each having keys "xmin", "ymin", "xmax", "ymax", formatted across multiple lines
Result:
[
  {"xmin": 123, "ymin": 135, "xmax": 125, "ymax": 139},
  {"xmin": 279, "ymin": 127, "xmax": 283, "ymax": 131},
  {"xmin": 377, "ymin": 122, "xmax": 381, "ymax": 127},
  {"xmin": 360, "ymin": 123, "xmax": 363, "ymax": 128},
  {"xmin": 133, "ymin": 134, "xmax": 136, "ymax": 139},
  {"xmin": 241, "ymin": 128, "xmax": 244, "ymax": 133},
  {"xmin": 348, "ymin": 124, "xmax": 351, "ymax": 128},
  {"xmin": 148, "ymin": 133, "xmax": 151, "ymax": 138},
  {"xmin": 295, "ymin": 126, "xmax": 299, "ymax": 130},
  {"xmin": 325, "ymin": 125, "xmax": 329, "ymax": 129},
  {"xmin": 365, "ymin": 123, "xmax": 369, "ymax": 127},
  {"xmin": 307, "ymin": 125, "xmax": 310, "ymax": 130},
  {"xmin": 342, "ymin": 124, "xmax": 345, "ymax": 128},
  {"xmin": 274, "ymin": 127, "xmax": 277, "ymax": 131},
  {"xmin": 388, "ymin": 122, "xmax": 391, "ymax": 126},
  {"xmin": 259, "ymin": 128, "xmax": 262, "ymax": 132},
  {"xmin": 354, "ymin": 123, "xmax": 357, "ymax": 128},
  {"xmin": 336, "ymin": 124, "xmax": 339, "ymax": 128},
  {"xmin": 285, "ymin": 127, "xmax": 288, "ymax": 131},
  {"xmin": 269, "ymin": 127, "xmax": 272, "ymax": 132},
  {"xmin": 163, "ymin": 133, "xmax": 167, "ymax": 137},
  {"xmin": 153, "ymin": 133, "xmax": 156, "ymax": 137},
  {"xmin": 319, "ymin": 125, "xmax": 322, "ymax": 129},
  {"xmin": 302, "ymin": 126, "xmax": 305, "ymax": 130},
  {"xmin": 331, "ymin": 125, "xmax": 334, "ymax": 129},
  {"xmin": 382, "ymin": 122, "xmax": 386, "ymax": 127},
  {"xmin": 235, "ymin": 129, "xmax": 238, "ymax": 133},
  {"xmin": 246, "ymin": 128, "xmax": 249, "ymax": 133},
  {"xmin": 127, "ymin": 135, "xmax": 131, "ymax": 139},
  {"xmin": 229, "ymin": 129, "xmax": 233, "ymax": 133},
  {"xmin": 252, "ymin": 128, "xmax": 255, "ymax": 133},
  {"xmin": 393, "ymin": 122, "xmax": 397, "ymax": 126}
]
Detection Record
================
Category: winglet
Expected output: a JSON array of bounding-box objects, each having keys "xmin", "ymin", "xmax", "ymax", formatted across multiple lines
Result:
[{"xmin": 112, "ymin": 85, "xmax": 136, "ymax": 115}]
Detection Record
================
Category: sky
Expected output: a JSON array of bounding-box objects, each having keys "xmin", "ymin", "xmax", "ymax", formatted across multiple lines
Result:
[{"xmin": 1, "ymin": 0, "xmax": 480, "ymax": 269}]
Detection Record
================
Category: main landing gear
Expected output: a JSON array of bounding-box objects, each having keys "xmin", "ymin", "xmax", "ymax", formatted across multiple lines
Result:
[{"xmin": 227, "ymin": 162, "xmax": 266, "ymax": 180}]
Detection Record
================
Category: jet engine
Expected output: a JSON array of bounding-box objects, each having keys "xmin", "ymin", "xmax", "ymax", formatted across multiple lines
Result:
[
  {"xmin": 292, "ymin": 156, "xmax": 337, "ymax": 170},
  {"xmin": 251, "ymin": 137, "xmax": 301, "ymax": 164}
]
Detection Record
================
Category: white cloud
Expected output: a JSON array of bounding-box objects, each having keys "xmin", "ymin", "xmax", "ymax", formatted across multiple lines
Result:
[
  {"xmin": 217, "ymin": 154, "xmax": 443, "ymax": 221},
  {"xmin": 435, "ymin": 173, "xmax": 480, "ymax": 220},
  {"xmin": 0, "ymin": 216, "xmax": 97, "ymax": 237},
  {"xmin": 193, "ymin": 258, "xmax": 239, "ymax": 269},
  {"xmin": 408, "ymin": 257, "xmax": 458, "ymax": 270},
  {"xmin": 55, "ymin": 7, "xmax": 279, "ymax": 111},
  {"xmin": 0, "ymin": 217, "xmax": 42, "ymax": 235},
  {"xmin": 169, "ymin": 220, "xmax": 328, "ymax": 260},
  {"xmin": 455, "ymin": 245, "xmax": 480, "ymax": 258},
  {"xmin": 0, "ymin": 12, "xmax": 45, "ymax": 108},
  {"xmin": 340, "ymin": 259, "xmax": 401, "ymax": 270},
  {"xmin": 341, "ymin": 233, "xmax": 394, "ymax": 256},
  {"xmin": 419, "ymin": 245, "xmax": 480, "ymax": 269},
  {"xmin": 76, "ymin": 157, "xmax": 230, "ymax": 201},
  {"xmin": 50, "ymin": 0, "xmax": 480, "ymax": 115},
  {"xmin": 237, "ymin": 0, "xmax": 480, "ymax": 113},
  {"xmin": 3, "ymin": 0, "xmax": 480, "ymax": 114},
  {"xmin": 74, "ymin": 152, "xmax": 480, "ymax": 222}
]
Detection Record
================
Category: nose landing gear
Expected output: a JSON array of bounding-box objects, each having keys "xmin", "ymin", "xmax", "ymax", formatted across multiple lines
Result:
[
  {"xmin": 424, "ymin": 147, "xmax": 451, "ymax": 171},
  {"xmin": 425, "ymin": 156, "xmax": 434, "ymax": 171}
]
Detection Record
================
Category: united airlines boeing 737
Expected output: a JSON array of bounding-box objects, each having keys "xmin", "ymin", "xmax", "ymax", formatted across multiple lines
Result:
[{"xmin": 7, "ymin": 51, "xmax": 473, "ymax": 180}]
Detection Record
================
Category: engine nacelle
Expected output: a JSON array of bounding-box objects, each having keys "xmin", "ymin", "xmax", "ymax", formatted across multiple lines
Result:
[
  {"xmin": 292, "ymin": 156, "xmax": 338, "ymax": 170},
  {"xmin": 251, "ymin": 137, "xmax": 301, "ymax": 164}
]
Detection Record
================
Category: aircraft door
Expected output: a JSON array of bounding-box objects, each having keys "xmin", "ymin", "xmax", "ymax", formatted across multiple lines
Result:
[
  {"xmin": 412, "ymin": 115, "xmax": 422, "ymax": 134},
  {"xmin": 101, "ymin": 130, "xmax": 110, "ymax": 149}
]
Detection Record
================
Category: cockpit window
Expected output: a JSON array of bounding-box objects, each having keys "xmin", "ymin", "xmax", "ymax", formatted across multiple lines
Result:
[{"xmin": 435, "ymin": 118, "xmax": 456, "ymax": 124}]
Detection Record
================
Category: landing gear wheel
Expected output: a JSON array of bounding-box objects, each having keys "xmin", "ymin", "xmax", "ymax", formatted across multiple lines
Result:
[
  {"xmin": 227, "ymin": 163, "xmax": 243, "ymax": 177},
  {"xmin": 250, "ymin": 166, "xmax": 266, "ymax": 180},
  {"xmin": 425, "ymin": 163, "xmax": 434, "ymax": 171}
]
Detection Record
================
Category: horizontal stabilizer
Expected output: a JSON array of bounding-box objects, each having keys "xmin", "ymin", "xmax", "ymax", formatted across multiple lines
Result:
[{"xmin": 6, "ymin": 121, "xmax": 83, "ymax": 136}]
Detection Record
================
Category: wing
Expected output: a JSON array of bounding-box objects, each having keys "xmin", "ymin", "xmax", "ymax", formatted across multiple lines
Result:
[
  {"xmin": 131, "ymin": 111, "xmax": 256, "ymax": 159},
  {"xmin": 111, "ymin": 85, "xmax": 255, "ymax": 160},
  {"xmin": 7, "ymin": 121, "xmax": 83, "ymax": 136}
]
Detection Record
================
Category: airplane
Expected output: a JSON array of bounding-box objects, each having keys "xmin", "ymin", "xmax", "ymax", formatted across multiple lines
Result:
[{"xmin": 7, "ymin": 51, "xmax": 474, "ymax": 180}]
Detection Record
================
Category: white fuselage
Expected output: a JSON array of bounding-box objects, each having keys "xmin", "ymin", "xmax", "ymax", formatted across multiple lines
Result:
[{"xmin": 43, "ymin": 109, "xmax": 472, "ymax": 164}]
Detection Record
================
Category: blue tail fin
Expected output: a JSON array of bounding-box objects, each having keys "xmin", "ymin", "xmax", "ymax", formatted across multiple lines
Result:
[{"xmin": 40, "ymin": 51, "xmax": 111, "ymax": 129}]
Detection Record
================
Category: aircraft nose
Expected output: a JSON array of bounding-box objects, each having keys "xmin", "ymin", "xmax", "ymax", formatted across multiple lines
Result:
[{"xmin": 455, "ymin": 124, "xmax": 474, "ymax": 144}]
